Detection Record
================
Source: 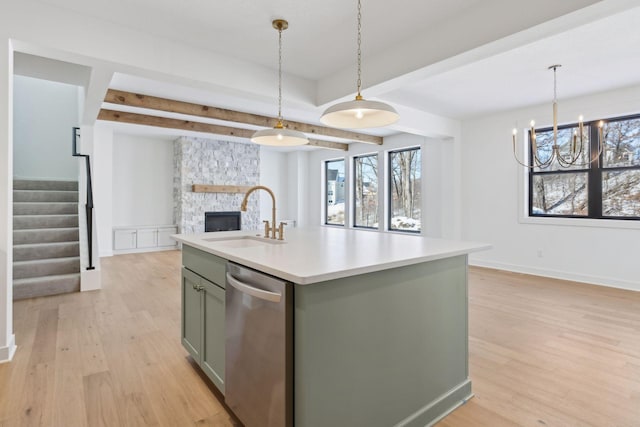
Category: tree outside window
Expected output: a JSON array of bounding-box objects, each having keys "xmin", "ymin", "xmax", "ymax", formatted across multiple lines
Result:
[
  {"xmin": 389, "ymin": 147, "xmax": 421, "ymax": 232},
  {"xmin": 354, "ymin": 154, "xmax": 378, "ymax": 228}
]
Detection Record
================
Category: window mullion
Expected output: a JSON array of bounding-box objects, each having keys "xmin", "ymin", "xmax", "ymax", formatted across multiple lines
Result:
[{"xmin": 588, "ymin": 121, "xmax": 603, "ymax": 218}]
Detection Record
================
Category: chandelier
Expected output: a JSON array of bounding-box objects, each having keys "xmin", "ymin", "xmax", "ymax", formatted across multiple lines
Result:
[{"xmin": 512, "ymin": 65, "xmax": 604, "ymax": 169}]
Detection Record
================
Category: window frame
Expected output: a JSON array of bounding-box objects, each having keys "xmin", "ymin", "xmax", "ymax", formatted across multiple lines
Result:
[
  {"xmin": 352, "ymin": 153, "xmax": 379, "ymax": 230},
  {"xmin": 528, "ymin": 113, "xmax": 640, "ymax": 221},
  {"xmin": 387, "ymin": 146, "xmax": 422, "ymax": 234},
  {"xmin": 324, "ymin": 158, "xmax": 346, "ymax": 226}
]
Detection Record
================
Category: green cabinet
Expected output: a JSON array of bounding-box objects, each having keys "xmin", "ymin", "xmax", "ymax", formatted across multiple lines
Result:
[
  {"xmin": 181, "ymin": 247, "xmax": 227, "ymax": 394},
  {"xmin": 181, "ymin": 268, "xmax": 203, "ymax": 361},
  {"xmin": 201, "ymin": 278, "xmax": 225, "ymax": 391}
]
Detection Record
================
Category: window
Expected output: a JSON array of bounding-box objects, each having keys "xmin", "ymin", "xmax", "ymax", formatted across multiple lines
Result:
[
  {"xmin": 353, "ymin": 154, "xmax": 378, "ymax": 228},
  {"xmin": 529, "ymin": 114, "xmax": 640, "ymax": 219},
  {"xmin": 389, "ymin": 147, "xmax": 421, "ymax": 232},
  {"xmin": 325, "ymin": 159, "xmax": 345, "ymax": 225}
]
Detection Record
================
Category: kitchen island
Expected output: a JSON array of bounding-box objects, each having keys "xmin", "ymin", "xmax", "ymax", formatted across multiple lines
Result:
[{"xmin": 173, "ymin": 227, "xmax": 489, "ymax": 427}]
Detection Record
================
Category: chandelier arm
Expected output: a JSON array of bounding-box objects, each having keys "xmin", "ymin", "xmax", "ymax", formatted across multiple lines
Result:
[
  {"xmin": 512, "ymin": 138, "xmax": 537, "ymax": 169},
  {"xmin": 558, "ymin": 124, "xmax": 606, "ymax": 167},
  {"xmin": 556, "ymin": 142, "xmax": 583, "ymax": 166},
  {"xmin": 573, "ymin": 126, "xmax": 606, "ymax": 166},
  {"xmin": 555, "ymin": 153, "xmax": 576, "ymax": 167},
  {"xmin": 532, "ymin": 146, "xmax": 555, "ymax": 169}
]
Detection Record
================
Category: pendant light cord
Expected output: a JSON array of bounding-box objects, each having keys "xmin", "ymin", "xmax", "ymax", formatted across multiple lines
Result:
[
  {"xmin": 356, "ymin": 0, "xmax": 362, "ymax": 98},
  {"xmin": 278, "ymin": 24, "xmax": 283, "ymax": 123},
  {"xmin": 552, "ymin": 65, "xmax": 558, "ymax": 146}
]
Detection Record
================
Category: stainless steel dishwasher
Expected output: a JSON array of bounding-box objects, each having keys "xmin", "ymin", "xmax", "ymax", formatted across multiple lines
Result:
[{"xmin": 225, "ymin": 262, "xmax": 292, "ymax": 427}]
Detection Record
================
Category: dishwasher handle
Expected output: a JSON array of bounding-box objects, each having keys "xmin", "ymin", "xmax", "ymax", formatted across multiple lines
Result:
[{"xmin": 226, "ymin": 272, "xmax": 282, "ymax": 303}]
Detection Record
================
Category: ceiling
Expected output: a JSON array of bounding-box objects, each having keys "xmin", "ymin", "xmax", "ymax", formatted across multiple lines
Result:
[{"xmin": 16, "ymin": 0, "xmax": 640, "ymax": 144}]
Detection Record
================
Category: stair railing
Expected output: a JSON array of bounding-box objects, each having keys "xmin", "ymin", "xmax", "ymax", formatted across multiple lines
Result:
[{"xmin": 72, "ymin": 127, "xmax": 95, "ymax": 270}]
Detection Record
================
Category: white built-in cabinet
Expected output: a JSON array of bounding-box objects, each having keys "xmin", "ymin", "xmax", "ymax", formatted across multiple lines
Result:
[{"xmin": 113, "ymin": 225, "xmax": 178, "ymax": 253}]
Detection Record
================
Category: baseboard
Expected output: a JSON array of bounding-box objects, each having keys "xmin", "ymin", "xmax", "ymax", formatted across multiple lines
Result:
[
  {"xmin": 469, "ymin": 259, "xmax": 639, "ymax": 292},
  {"xmin": 0, "ymin": 334, "xmax": 16, "ymax": 363},
  {"xmin": 395, "ymin": 379, "xmax": 472, "ymax": 427},
  {"xmin": 112, "ymin": 246, "xmax": 178, "ymax": 255}
]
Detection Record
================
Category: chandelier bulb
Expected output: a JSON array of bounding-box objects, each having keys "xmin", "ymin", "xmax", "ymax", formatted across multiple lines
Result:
[
  {"xmin": 512, "ymin": 128, "xmax": 518, "ymax": 136},
  {"xmin": 530, "ymin": 120, "xmax": 535, "ymax": 127}
]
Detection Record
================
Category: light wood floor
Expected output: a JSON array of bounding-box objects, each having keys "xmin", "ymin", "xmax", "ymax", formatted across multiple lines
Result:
[{"xmin": 0, "ymin": 251, "xmax": 638, "ymax": 426}]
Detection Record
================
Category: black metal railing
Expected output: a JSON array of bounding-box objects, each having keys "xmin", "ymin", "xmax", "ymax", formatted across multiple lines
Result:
[{"xmin": 72, "ymin": 127, "xmax": 95, "ymax": 270}]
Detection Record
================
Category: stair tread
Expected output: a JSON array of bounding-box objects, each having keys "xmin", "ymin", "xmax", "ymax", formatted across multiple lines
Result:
[
  {"xmin": 14, "ymin": 189, "xmax": 78, "ymax": 193},
  {"xmin": 14, "ymin": 227, "xmax": 79, "ymax": 232},
  {"xmin": 13, "ymin": 214, "xmax": 79, "ymax": 218},
  {"xmin": 14, "ymin": 241, "xmax": 79, "ymax": 249},
  {"xmin": 14, "ymin": 272, "xmax": 81, "ymax": 285},
  {"xmin": 14, "ymin": 256, "xmax": 80, "ymax": 266}
]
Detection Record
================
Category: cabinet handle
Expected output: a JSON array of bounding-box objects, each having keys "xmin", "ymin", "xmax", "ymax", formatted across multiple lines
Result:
[
  {"xmin": 192, "ymin": 283, "xmax": 198, "ymax": 290},
  {"xmin": 197, "ymin": 285, "xmax": 205, "ymax": 292}
]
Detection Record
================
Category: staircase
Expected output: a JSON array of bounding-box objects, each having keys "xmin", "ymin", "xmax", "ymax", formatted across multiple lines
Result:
[{"xmin": 13, "ymin": 179, "xmax": 81, "ymax": 300}]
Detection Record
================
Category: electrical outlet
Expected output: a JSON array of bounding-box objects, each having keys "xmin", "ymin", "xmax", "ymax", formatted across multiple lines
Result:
[{"xmin": 537, "ymin": 249, "xmax": 543, "ymax": 258}]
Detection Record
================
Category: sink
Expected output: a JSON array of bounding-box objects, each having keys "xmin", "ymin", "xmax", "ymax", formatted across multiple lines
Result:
[{"xmin": 203, "ymin": 235, "xmax": 287, "ymax": 247}]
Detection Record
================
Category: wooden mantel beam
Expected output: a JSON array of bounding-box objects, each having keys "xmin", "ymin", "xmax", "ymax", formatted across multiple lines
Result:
[
  {"xmin": 104, "ymin": 89, "xmax": 382, "ymax": 145},
  {"xmin": 97, "ymin": 109, "xmax": 349, "ymax": 151}
]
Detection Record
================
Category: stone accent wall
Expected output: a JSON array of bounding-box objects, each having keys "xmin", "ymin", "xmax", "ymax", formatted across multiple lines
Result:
[{"xmin": 174, "ymin": 137, "xmax": 260, "ymax": 234}]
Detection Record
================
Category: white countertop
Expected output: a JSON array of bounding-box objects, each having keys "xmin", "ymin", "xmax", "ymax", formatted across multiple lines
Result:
[{"xmin": 172, "ymin": 227, "xmax": 490, "ymax": 284}]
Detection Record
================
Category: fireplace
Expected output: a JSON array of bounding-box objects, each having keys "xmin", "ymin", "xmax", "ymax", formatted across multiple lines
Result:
[{"xmin": 205, "ymin": 211, "xmax": 241, "ymax": 232}]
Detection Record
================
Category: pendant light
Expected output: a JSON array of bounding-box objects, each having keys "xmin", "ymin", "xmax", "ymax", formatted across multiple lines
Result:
[
  {"xmin": 251, "ymin": 19, "xmax": 308, "ymax": 146},
  {"xmin": 320, "ymin": 0, "xmax": 399, "ymax": 129}
]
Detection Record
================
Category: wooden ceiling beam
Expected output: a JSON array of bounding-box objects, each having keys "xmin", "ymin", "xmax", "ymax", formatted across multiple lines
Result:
[
  {"xmin": 97, "ymin": 109, "xmax": 348, "ymax": 151},
  {"xmin": 104, "ymin": 89, "xmax": 382, "ymax": 145}
]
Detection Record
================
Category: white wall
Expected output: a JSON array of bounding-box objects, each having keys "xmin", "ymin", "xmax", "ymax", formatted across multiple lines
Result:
[
  {"xmin": 13, "ymin": 75, "xmax": 79, "ymax": 180},
  {"xmin": 286, "ymin": 151, "xmax": 310, "ymax": 228},
  {"xmin": 93, "ymin": 124, "xmax": 113, "ymax": 256},
  {"xmin": 0, "ymin": 37, "xmax": 15, "ymax": 362},
  {"xmin": 303, "ymin": 133, "xmax": 456, "ymax": 238},
  {"xmin": 461, "ymin": 84, "xmax": 640, "ymax": 291},
  {"xmin": 112, "ymin": 133, "xmax": 174, "ymax": 227},
  {"xmin": 259, "ymin": 148, "xmax": 290, "ymax": 224}
]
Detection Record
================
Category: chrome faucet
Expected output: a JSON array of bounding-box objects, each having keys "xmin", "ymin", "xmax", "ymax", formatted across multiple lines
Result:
[{"xmin": 240, "ymin": 185, "xmax": 285, "ymax": 240}]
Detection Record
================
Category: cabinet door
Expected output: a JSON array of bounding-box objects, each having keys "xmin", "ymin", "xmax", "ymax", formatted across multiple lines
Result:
[
  {"xmin": 137, "ymin": 229, "xmax": 158, "ymax": 248},
  {"xmin": 113, "ymin": 229, "xmax": 137, "ymax": 250},
  {"xmin": 201, "ymin": 278, "xmax": 226, "ymax": 394},
  {"xmin": 157, "ymin": 226, "xmax": 178, "ymax": 247},
  {"xmin": 181, "ymin": 268, "xmax": 202, "ymax": 362}
]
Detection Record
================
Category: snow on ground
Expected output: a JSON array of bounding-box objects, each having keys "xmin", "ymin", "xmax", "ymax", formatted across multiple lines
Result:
[
  {"xmin": 390, "ymin": 216, "xmax": 421, "ymax": 231},
  {"xmin": 327, "ymin": 204, "xmax": 421, "ymax": 230}
]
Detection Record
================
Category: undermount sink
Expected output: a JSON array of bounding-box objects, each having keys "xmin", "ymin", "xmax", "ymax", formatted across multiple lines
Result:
[{"xmin": 203, "ymin": 235, "xmax": 287, "ymax": 247}]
